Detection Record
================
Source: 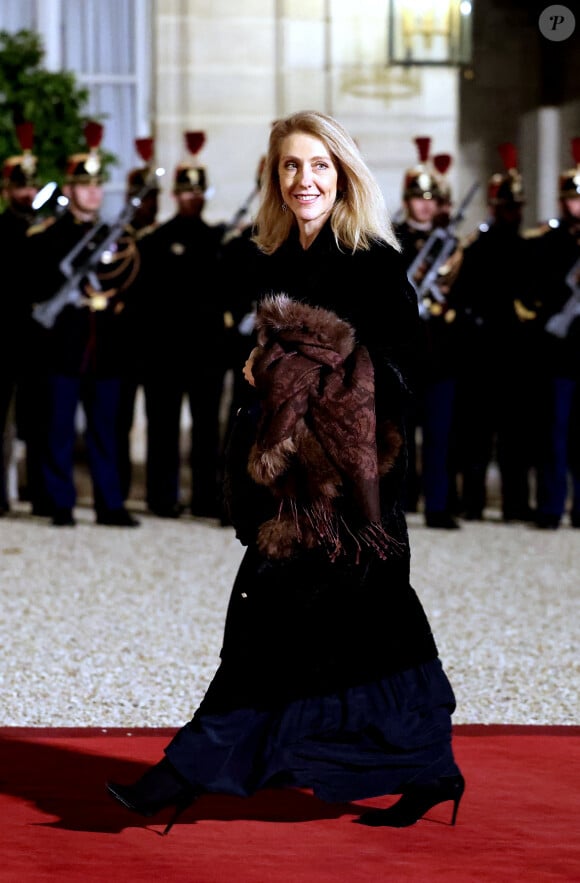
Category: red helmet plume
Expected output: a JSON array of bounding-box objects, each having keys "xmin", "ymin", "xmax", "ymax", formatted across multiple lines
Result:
[
  {"xmin": 83, "ymin": 121, "xmax": 104, "ymax": 149},
  {"xmin": 184, "ymin": 131, "xmax": 206, "ymax": 156},
  {"xmin": 433, "ymin": 153, "xmax": 452, "ymax": 175},
  {"xmin": 414, "ymin": 136, "xmax": 431, "ymax": 163},
  {"xmin": 15, "ymin": 122, "xmax": 34, "ymax": 152},
  {"xmin": 497, "ymin": 142, "xmax": 518, "ymax": 172},
  {"xmin": 135, "ymin": 137, "xmax": 154, "ymax": 163}
]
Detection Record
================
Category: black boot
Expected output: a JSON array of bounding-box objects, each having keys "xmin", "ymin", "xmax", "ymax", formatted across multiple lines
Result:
[
  {"xmin": 424, "ymin": 511, "xmax": 460, "ymax": 530},
  {"xmin": 96, "ymin": 507, "xmax": 140, "ymax": 527},
  {"xmin": 106, "ymin": 757, "xmax": 199, "ymax": 834},
  {"xmin": 356, "ymin": 774, "xmax": 465, "ymax": 828}
]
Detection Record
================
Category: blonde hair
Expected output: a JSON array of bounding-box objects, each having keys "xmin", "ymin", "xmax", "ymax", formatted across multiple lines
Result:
[{"xmin": 252, "ymin": 110, "xmax": 400, "ymax": 255}]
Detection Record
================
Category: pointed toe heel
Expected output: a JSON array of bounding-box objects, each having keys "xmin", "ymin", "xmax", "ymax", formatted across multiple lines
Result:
[
  {"xmin": 357, "ymin": 773, "xmax": 465, "ymax": 828},
  {"xmin": 106, "ymin": 757, "xmax": 199, "ymax": 834}
]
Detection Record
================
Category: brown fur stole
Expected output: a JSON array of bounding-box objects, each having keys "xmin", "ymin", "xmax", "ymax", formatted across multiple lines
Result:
[{"xmin": 248, "ymin": 294, "xmax": 402, "ymax": 561}]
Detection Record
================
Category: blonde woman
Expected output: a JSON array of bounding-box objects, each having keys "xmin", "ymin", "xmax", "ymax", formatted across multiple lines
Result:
[{"xmin": 107, "ymin": 111, "xmax": 464, "ymax": 832}]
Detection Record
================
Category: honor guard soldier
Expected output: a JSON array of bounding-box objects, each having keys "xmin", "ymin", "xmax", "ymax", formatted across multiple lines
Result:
[
  {"xmin": 137, "ymin": 130, "xmax": 228, "ymax": 519},
  {"xmin": 116, "ymin": 136, "xmax": 162, "ymax": 502},
  {"xmin": 526, "ymin": 136, "xmax": 580, "ymax": 528},
  {"xmin": 0, "ymin": 122, "xmax": 43, "ymax": 515},
  {"xmin": 394, "ymin": 137, "xmax": 461, "ymax": 528},
  {"xmin": 450, "ymin": 142, "xmax": 538, "ymax": 523},
  {"xmin": 25, "ymin": 121, "xmax": 140, "ymax": 527},
  {"xmin": 431, "ymin": 152, "xmax": 473, "ymax": 516},
  {"xmin": 125, "ymin": 137, "xmax": 162, "ymax": 237}
]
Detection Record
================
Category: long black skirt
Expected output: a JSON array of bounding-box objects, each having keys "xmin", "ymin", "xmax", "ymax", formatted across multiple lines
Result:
[{"xmin": 165, "ymin": 658, "xmax": 460, "ymax": 803}]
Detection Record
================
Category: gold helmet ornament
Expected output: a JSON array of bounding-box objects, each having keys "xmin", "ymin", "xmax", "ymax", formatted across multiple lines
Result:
[
  {"xmin": 487, "ymin": 142, "xmax": 525, "ymax": 206},
  {"xmin": 65, "ymin": 121, "xmax": 105, "ymax": 184},
  {"xmin": 402, "ymin": 136, "xmax": 441, "ymax": 200},
  {"xmin": 173, "ymin": 130, "xmax": 207, "ymax": 193},
  {"xmin": 558, "ymin": 137, "xmax": 580, "ymax": 199},
  {"xmin": 2, "ymin": 121, "xmax": 41, "ymax": 188},
  {"xmin": 126, "ymin": 136, "xmax": 160, "ymax": 196}
]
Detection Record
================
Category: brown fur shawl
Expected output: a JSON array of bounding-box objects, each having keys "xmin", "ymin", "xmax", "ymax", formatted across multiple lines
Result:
[{"xmin": 248, "ymin": 294, "xmax": 402, "ymax": 561}]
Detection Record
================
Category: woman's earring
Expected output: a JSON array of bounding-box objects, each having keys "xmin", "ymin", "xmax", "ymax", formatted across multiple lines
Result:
[{"xmin": 281, "ymin": 202, "xmax": 288, "ymax": 213}]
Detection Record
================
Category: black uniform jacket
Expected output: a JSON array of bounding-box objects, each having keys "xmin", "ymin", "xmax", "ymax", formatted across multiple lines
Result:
[
  {"xmin": 0, "ymin": 207, "xmax": 33, "ymax": 373},
  {"xmin": 26, "ymin": 211, "xmax": 132, "ymax": 378},
  {"xmin": 528, "ymin": 220, "xmax": 580, "ymax": 380},
  {"xmin": 135, "ymin": 214, "xmax": 227, "ymax": 378},
  {"xmin": 450, "ymin": 223, "xmax": 540, "ymax": 377},
  {"xmin": 394, "ymin": 219, "xmax": 462, "ymax": 385},
  {"xmin": 201, "ymin": 221, "xmax": 438, "ymax": 714}
]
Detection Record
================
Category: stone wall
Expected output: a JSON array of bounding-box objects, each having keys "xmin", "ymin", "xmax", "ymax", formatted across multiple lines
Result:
[
  {"xmin": 153, "ymin": 0, "xmax": 459, "ymax": 226},
  {"xmin": 153, "ymin": 0, "xmax": 579, "ymax": 233}
]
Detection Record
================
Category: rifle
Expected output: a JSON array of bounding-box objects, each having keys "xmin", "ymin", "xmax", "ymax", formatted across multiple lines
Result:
[
  {"xmin": 407, "ymin": 180, "xmax": 480, "ymax": 319},
  {"xmin": 221, "ymin": 183, "xmax": 260, "ymax": 246},
  {"xmin": 544, "ymin": 255, "xmax": 580, "ymax": 339},
  {"xmin": 32, "ymin": 175, "xmax": 162, "ymax": 329},
  {"xmin": 221, "ymin": 156, "xmax": 265, "ymax": 245}
]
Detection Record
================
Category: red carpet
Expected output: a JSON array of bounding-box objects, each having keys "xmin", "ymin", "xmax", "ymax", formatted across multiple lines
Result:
[{"xmin": 1, "ymin": 725, "xmax": 579, "ymax": 882}]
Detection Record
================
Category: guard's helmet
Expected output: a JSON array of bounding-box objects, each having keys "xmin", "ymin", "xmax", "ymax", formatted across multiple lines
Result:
[
  {"xmin": 2, "ymin": 122, "xmax": 41, "ymax": 188},
  {"xmin": 65, "ymin": 121, "xmax": 105, "ymax": 185},
  {"xmin": 126, "ymin": 137, "xmax": 160, "ymax": 196},
  {"xmin": 402, "ymin": 136, "xmax": 441, "ymax": 200},
  {"xmin": 558, "ymin": 137, "xmax": 580, "ymax": 199},
  {"xmin": 487, "ymin": 142, "xmax": 525, "ymax": 205},
  {"xmin": 173, "ymin": 130, "xmax": 207, "ymax": 193},
  {"xmin": 433, "ymin": 153, "xmax": 453, "ymax": 204}
]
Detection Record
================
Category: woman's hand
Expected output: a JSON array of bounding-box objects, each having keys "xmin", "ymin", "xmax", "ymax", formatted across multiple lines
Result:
[{"xmin": 243, "ymin": 346, "xmax": 261, "ymax": 387}]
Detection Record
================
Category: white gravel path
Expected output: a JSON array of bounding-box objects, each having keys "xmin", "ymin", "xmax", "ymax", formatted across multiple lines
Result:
[{"xmin": 1, "ymin": 504, "xmax": 578, "ymax": 728}]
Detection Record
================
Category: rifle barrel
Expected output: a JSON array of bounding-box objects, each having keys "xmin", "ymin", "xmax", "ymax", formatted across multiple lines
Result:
[{"xmin": 450, "ymin": 181, "xmax": 480, "ymax": 228}]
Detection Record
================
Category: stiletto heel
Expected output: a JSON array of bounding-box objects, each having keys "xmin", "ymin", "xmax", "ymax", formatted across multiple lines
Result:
[
  {"xmin": 450, "ymin": 788, "xmax": 461, "ymax": 826},
  {"xmin": 162, "ymin": 797, "xmax": 193, "ymax": 836},
  {"xmin": 106, "ymin": 757, "xmax": 199, "ymax": 834},
  {"xmin": 356, "ymin": 773, "xmax": 465, "ymax": 828}
]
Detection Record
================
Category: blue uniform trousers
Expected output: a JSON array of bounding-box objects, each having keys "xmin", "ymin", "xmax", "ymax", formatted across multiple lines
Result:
[
  {"xmin": 43, "ymin": 374, "xmax": 124, "ymax": 511},
  {"xmin": 421, "ymin": 377, "xmax": 457, "ymax": 514},
  {"xmin": 536, "ymin": 376, "xmax": 580, "ymax": 520}
]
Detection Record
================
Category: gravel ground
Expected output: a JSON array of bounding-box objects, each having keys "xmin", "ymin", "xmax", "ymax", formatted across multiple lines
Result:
[{"xmin": 1, "ymin": 501, "xmax": 578, "ymax": 728}]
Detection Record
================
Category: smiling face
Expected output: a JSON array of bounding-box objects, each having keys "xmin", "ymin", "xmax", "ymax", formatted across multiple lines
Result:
[{"xmin": 278, "ymin": 132, "xmax": 339, "ymax": 246}]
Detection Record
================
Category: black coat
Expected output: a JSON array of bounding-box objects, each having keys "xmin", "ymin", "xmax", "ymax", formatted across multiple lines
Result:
[
  {"xmin": 251, "ymin": 223, "xmax": 420, "ymax": 390},
  {"xmin": 199, "ymin": 222, "xmax": 438, "ymax": 714}
]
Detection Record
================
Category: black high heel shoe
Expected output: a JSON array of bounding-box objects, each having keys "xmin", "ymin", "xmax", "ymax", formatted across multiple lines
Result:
[
  {"xmin": 356, "ymin": 773, "xmax": 465, "ymax": 828},
  {"xmin": 106, "ymin": 757, "xmax": 199, "ymax": 835}
]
